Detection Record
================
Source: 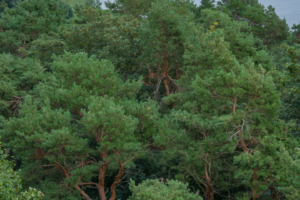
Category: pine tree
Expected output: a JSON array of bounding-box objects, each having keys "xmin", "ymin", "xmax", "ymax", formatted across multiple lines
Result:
[
  {"xmin": 23, "ymin": 32, "xmax": 67, "ymax": 69},
  {"xmin": 162, "ymin": 13, "xmax": 300, "ymax": 199},
  {"xmin": 0, "ymin": 53, "xmax": 45, "ymax": 118},
  {"xmin": 271, "ymin": 44, "xmax": 300, "ymax": 128},
  {"xmin": 0, "ymin": 0, "xmax": 299, "ymax": 199},
  {"xmin": 217, "ymin": 0, "xmax": 289, "ymax": 46},
  {"xmin": 60, "ymin": 10, "xmax": 142, "ymax": 78},
  {"xmin": 138, "ymin": 0, "xmax": 194, "ymax": 103},
  {"xmin": 291, "ymin": 23, "xmax": 300, "ymax": 43},
  {"xmin": 0, "ymin": 52, "xmax": 166, "ymax": 200},
  {"xmin": 200, "ymin": 9, "xmax": 273, "ymax": 70},
  {"xmin": 0, "ymin": 0, "xmax": 67, "ymax": 53}
]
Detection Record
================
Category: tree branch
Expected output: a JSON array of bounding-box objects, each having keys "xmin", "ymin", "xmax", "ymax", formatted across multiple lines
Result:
[{"xmin": 109, "ymin": 161, "xmax": 123, "ymax": 200}]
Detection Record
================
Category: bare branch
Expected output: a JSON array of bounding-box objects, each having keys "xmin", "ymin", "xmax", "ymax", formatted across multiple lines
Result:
[{"xmin": 229, "ymin": 119, "xmax": 245, "ymax": 141}]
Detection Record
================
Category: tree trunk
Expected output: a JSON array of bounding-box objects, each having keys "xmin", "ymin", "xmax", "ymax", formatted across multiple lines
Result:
[
  {"xmin": 252, "ymin": 168, "xmax": 259, "ymax": 200},
  {"xmin": 234, "ymin": 10, "xmax": 237, "ymax": 20},
  {"xmin": 204, "ymin": 160, "xmax": 214, "ymax": 200},
  {"xmin": 270, "ymin": 185, "xmax": 279, "ymax": 199},
  {"xmin": 176, "ymin": 69, "xmax": 184, "ymax": 80},
  {"xmin": 162, "ymin": 53, "xmax": 173, "ymax": 108},
  {"xmin": 109, "ymin": 161, "xmax": 124, "ymax": 200},
  {"xmin": 97, "ymin": 150, "xmax": 108, "ymax": 200},
  {"xmin": 55, "ymin": 162, "xmax": 92, "ymax": 200},
  {"xmin": 162, "ymin": 53, "xmax": 170, "ymax": 96},
  {"xmin": 205, "ymin": 184, "xmax": 214, "ymax": 200},
  {"xmin": 98, "ymin": 161, "xmax": 108, "ymax": 200}
]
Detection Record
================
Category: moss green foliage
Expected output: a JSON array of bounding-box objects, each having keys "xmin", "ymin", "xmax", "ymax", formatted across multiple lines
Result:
[
  {"xmin": 217, "ymin": 0, "xmax": 289, "ymax": 46},
  {"xmin": 0, "ymin": 54, "xmax": 44, "ymax": 118},
  {"xmin": 291, "ymin": 23, "xmax": 300, "ymax": 44},
  {"xmin": 137, "ymin": 0, "xmax": 195, "ymax": 101},
  {"xmin": 1, "ymin": 52, "xmax": 165, "ymax": 199},
  {"xmin": 22, "ymin": 32, "xmax": 67, "ymax": 69},
  {"xmin": 271, "ymin": 44, "xmax": 300, "ymax": 131},
  {"xmin": 0, "ymin": 0, "xmax": 67, "ymax": 53},
  {"xmin": 0, "ymin": 0, "xmax": 299, "ymax": 199},
  {"xmin": 199, "ymin": 9, "xmax": 273, "ymax": 70},
  {"xmin": 162, "ymin": 17, "xmax": 300, "ymax": 198},
  {"xmin": 129, "ymin": 179, "xmax": 202, "ymax": 200},
  {"xmin": 61, "ymin": 0, "xmax": 88, "ymax": 7},
  {"xmin": 105, "ymin": 0, "xmax": 155, "ymax": 17},
  {"xmin": 0, "ymin": 141, "xmax": 43, "ymax": 200},
  {"xmin": 60, "ymin": 9, "xmax": 141, "ymax": 77}
]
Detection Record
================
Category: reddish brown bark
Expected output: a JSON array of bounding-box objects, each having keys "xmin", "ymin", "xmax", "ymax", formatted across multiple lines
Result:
[
  {"xmin": 32, "ymin": 147, "xmax": 45, "ymax": 159},
  {"xmin": 98, "ymin": 151, "xmax": 108, "ymax": 200},
  {"xmin": 237, "ymin": 126, "xmax": 248, "ymax": 153},
  {"xmin": 205, "ymin": 185, "xmax": 214, "ymax": 200},
  {"xmin": 74, "ymin": 109, "xmax": 83, "ymax": 118},
  {"xmin": 170, "ymin": 102, "xmax": 174, "ymax": 108},
  {"xmin": 109, "ymin": 161, "xmax": 124, "ymax": 200},
  {"xmin": 76, "ymin": 155, "xmax": 126, "ymax": 200},
  {"xmin": 98, "ymin": 162, "xmax": 108, "ymax": 200},
  {"xmin": 176, "ymin": 69, "xmax": 184, "ymax": 80},
  {"xmin": 54, "ymin": 162, "xmax": 92, "ymax": 200},
  {"xmin": 252, "ymin": 168, "xmax": 259, "ymax": 200},
  {"xmin": 54, "ymin": 162, "xmax": 69, "ymax": 178}
]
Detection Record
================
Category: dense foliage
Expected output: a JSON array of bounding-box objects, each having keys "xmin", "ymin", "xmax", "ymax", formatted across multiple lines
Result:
[
  {"xmin": 0, "ymin": 0, "xmax": 299, "ymax": 199},
  {"xmin": 0, "ymin": 140, "xmax": 44, "ymax": 199},
  {"xmin": 128, "ymin": 179, "xmax": 202, "ymax": 200}
]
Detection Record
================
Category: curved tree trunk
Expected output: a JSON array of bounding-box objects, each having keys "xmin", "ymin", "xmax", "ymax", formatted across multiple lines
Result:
[
  {"xmin": 98, "ymin": 151, "xmax": 108, "ymax": 200},
  {"xmin": 98, "ymin": 162, "xmax": 108, "ymax": 200},
  {"xmin": 54, "ymin": 162, "xmax": 92, "ymax": 200},
  {"xmin": 109, "ymin": 161, "xmax": 124, "ymax": 200}
]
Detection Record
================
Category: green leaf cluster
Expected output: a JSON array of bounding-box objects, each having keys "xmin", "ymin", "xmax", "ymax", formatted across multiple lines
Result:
[
  {"xmin": 128, "ymin": 179, "xmax": 202, "ymax": 200},
  {"xmin": 0, "ymin": 140, "xmax": 44, "ymax": 200}
]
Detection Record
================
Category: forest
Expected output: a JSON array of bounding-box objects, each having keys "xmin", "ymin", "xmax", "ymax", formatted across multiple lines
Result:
[{"xmin": 0, "ymin": 0, "xmax": 300, "ymax": 199}]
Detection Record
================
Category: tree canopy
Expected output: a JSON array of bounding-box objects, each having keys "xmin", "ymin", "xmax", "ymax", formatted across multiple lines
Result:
[{"xmin": 0, "ymin": 0, "xmax": 299, "ymax": 199}]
